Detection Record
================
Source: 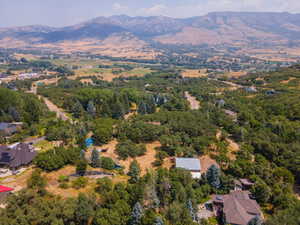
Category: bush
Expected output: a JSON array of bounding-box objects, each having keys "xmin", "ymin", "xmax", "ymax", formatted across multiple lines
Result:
[
  {"xmin": 59, "ymin": 182, "xmax": 69, "ymax": 189},
  {"xmin": 72, "ymin": 177, "xmax": 88, "ymax": 189},
  {"xmin": 101, "ymin": 157, "xmax": 115, "ymax": 170},
  {"xmin": 34, "ymin": 147, "xmax": 81, "ymax": 171},
  {"xmin": 116, "ymin": 140, "xmax": 146, "ymax": 160},
  {"xmin": 58, "ymin": 175, "xmax": 69, "ymax": 183}
]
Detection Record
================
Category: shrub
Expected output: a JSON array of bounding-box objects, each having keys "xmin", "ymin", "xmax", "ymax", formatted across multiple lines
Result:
[
  {"xmin": 101, "ymin": 157, "xmax": 115, "ymax": 170},
  {"xmin": 59, "ymin": 182, "xmax": 69, "ymax": 189},
  {"xmin": 116, "ymin": 140, "xmax": 146, "ymax": 160},
  {"xmin": 72, "ymin": 177, "xmax": 88, "ymax": 189},
  {"xmin": 58, "ymin": 175, "xmax": 69, "ymax": 183}
]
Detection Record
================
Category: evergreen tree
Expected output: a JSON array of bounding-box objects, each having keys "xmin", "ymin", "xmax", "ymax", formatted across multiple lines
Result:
[
  {"xmin": 130, "ymin": 202, "xmax": 143, "ymax": 225},
  {"xmin": 87, "ymin": 100, "xmax": 96, "ymax": 117},
  {"xmin": 206, "ymin": 165, "xmax": 221, "ymax": 189},
  {"xmin": 76, "ymin": 160, "xmax": 87, "ymax": 176},
  {"xmin": 187, "ymin": 199, "xmax": 197, "ymax": 222},
  {"xmin": 72, "ymin": 101, "xmax": 84, "ymax": 118},
  {"xmin": 248, "ymin": 216, "xmax": 262, "ymax": 225},
  {"xmin": 91, "ymin": 149, "xmax": 101, "ymax": 168},
  {"xmin": 154, "ymin": 217, "xmax": 164, "ymax": 225},
  {"xmin": 128, "ymin": 160, "xmax": 141, "ymax": 183}
]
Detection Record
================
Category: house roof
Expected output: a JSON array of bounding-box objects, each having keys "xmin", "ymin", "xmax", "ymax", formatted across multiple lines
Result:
[
  {"xmin": 175, "ymin": 158, "xmax": 201, "ymax": 171},
  {"xmin": 0, "ymin": 185, "xmax": 14, "ymax": 193},
  {"xmin": 0, "ymin": 143, "xmax": 37, "ymax": 168},
  {"xmin": 213, "ymin": 190, "xmax": 261, "ymax": 225}
]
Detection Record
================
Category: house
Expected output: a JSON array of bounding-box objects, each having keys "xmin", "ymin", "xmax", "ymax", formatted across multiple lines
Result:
[
  {"xmin": 175, "ymin": 157, "xmax": 201, "ymax": 179},
  {"xmin": 0, "ymin": 143, "xmax": 37, "ymax": 170},
  {"xmin": 212, "ymin": 190, "xmax": 263, "ymax": 225},
  {"xmin": 234, "ymin": 178, "xmax": 255, "ymax": 191},
  {"xmin": 0, "ymin": 185, "xmax": 14, "ymax": 203},
  {"xmin": 0, "ymin": 123, "xmax": 22, "ymax": 136}
]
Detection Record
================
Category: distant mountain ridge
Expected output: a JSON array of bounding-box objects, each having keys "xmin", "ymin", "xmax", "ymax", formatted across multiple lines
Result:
[{"xmin": 1, "ymin": 12, "xmax": 300, "ymax": 56}]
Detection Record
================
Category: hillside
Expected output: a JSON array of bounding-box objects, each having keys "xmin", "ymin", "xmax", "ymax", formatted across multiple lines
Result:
[{"xmin": 1, "ymin": 12, "xmax": 300, "ymax": 58}]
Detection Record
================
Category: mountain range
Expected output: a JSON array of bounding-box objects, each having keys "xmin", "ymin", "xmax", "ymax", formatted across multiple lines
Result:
[{"xmin": 1, "ymin": 12, "xmax": 300, "ymax": 57}]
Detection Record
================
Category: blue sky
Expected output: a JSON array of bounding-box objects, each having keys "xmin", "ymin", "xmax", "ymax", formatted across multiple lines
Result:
[{"xmin": 1, "ymin": 0, "xmax": 300, "ymax": 27}]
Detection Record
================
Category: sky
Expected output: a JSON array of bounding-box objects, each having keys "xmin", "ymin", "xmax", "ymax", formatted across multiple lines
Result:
[{"xmin": 1, "ymin": 0, "xmax": 300, "ymax": 27}]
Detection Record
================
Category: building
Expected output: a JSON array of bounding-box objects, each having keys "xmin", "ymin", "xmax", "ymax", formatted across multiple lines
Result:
[
  {"xmin": 175, "ymin": 157, "xmax": 201, "ymax": 179},
  {"xmin": 212, "ymin": 190, "xmax": 263, "ymax": 225},
  {"xmin": 234, "ymin": 178, "xmax": 255, "ymax": 191},
  {"xmin": 0, "ymin": 143, "xmax": 37, "ymax": 170},
  {"xmin": 0, "ymin": 185, "xmax": 13, "ymax": 203},
  {"xmin": 0, "ymin": 123, "xmax": 22, "ymax": 136}
]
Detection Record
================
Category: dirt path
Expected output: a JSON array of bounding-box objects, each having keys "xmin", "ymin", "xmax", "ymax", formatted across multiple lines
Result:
[
  {"xmin": 42, "ymin": 97, "xmax": 71, "ymax": 122},
  {"xmin": 185, "ymin": 91, "xmax": 200, "ymax": 110}
]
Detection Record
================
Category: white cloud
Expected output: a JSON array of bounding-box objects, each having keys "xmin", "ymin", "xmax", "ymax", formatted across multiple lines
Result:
[
  {"xmin": 112, "ymin": 3, "xmax": 128, "ymax": 12},
  {"xmin": 144, "ymin": 0, "xmax": 300, "ymax": 18},
  {"xmin": 139, "ymin": 4, "xmax": 167, "ymax": 16}
]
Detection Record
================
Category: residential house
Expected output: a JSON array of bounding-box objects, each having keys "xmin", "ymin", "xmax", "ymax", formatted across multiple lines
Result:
[
  {"xmin": 0, "ymin": 122, "xmax": 23, "ymax": 136},
  {"xmin": 0, "ymin": 185, "xmax": 13, "ymax": 203},
  {"xmin": 212, "ymin": 190, "xmax": 263, "ymax": 225},
  {"xmin": 175, "ymin": 157, "xmax": 201, "ymax": 179},
  {"xmin": 0, "ymin": 143, "xmax": 37, "ymax": 170}
]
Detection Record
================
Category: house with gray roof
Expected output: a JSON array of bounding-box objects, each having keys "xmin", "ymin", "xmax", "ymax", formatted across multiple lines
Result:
[
  {"xmin": 0, "ymin": 143, "xmax": 36, "ymax": 170},
  {"xmin": 212, "ymin": 190, "xmax": 263, "ymax": 225},
  {"xmin": 175, "ymin": 157, "xmax": 201, "ymax": 179}
]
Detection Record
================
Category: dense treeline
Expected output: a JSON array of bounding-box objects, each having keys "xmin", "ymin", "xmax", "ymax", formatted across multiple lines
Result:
[{"xmin": 0, "ymin": 87, "xmax": 47, "ymax": 124}]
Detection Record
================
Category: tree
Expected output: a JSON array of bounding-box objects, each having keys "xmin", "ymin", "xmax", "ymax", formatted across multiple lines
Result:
[
  {"xmin": 248, "ymin": 216, "xmax": 262, "ymax": 225},
  {"xmin": 72, "ymin": 101, "xmax": 84, "ymax": 118},
  {"xmin": 76, "ymin": 160, "xmax": 87, "ymax": 176},
  {"xmin": 87, "ymin": 100, "xmax": 96, "ymax": 117},
  {"xmin": 27, "ymin": 169, "xmax": 47, "ymax": 191},
  {"xmin": 206, "ymin": 165, "xmax": 221, "ymax": 189},
  {"xmin": 130, "ymin": 202, "xmax": 143, "ymax": 225},
  {"xmin": 128, "ymin": 160, "xmax": 141, "ymax": 183},
  {"xmin": 75, "ymin": 193, "xmax": 94, "ymax": 224},
  {"xmin": 154, "ymin": 217, "xmax": 164, "ymax": 225},
  {"xmin": 187, "ymin": 199, "xmax": 197, "ymax": 222},
  {"xmin": 101, "ymin": 157, "xmax": 115, "ymax": 170},
  {"xmin": 251, "ymin": 182, "xmax": 271, "ymax": 204},
  {"xmin": 91, "ymin": 149, "xmax": 101, "ymax": 168}
]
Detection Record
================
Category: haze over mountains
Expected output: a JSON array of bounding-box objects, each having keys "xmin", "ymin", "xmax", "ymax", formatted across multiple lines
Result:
[{"xmin": 1, "ymin": 12, "xmax": 300, "ymax": 56}]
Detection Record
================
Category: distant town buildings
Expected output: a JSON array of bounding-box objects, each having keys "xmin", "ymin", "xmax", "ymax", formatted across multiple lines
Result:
[{"xmin": 18, "ymin": 73, "xmax": 40, "ymax": 80}]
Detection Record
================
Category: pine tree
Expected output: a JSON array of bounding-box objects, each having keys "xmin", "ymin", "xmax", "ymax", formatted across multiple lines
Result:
[
  {"xmin": 87, "ymin": 100, "xmax": 96, "ymax": 117},
  {"xmin": 128, "ymin": 160, "xmax": 141, "ymax": 183},
  {"xmin": 206, "ymin": 164, "xmax": 221, "ymax": 189},
  {"xmin": 91, "ymin": 149, "xmax": 101, "ymax": 168},
  {"xmin": 154, "ymin": 217, "xmax": 164, "ymax": 225},
  {"xmin": 130, "ymin": 202, "xmax": 143, "ymax": 225},
  {"xmin": 187, "ymin": 199, "xmax": 197, "ymax": 222},
  {"xmin": 76, "ymin": 160, "xmax": 87, "ymax": 176},
  {"xmin": 72, "ymin": 101, "xmax": 84, "ymax": 118}
]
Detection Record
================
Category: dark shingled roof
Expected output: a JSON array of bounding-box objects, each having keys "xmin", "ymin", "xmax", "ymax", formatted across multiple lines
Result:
[
  {"xmin": 213, "ymin": 191, "xmax": 262, "ymax": 225},
  {"xmin": 0, "ymin": 143, "xmax": 36, "ymax": 169}
]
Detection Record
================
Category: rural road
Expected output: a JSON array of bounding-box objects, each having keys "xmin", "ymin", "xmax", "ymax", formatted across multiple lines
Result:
[
  {"xmin": 29, "ymin": 81, "xmax": 72, "ymax": 122},
  {"xmin": 185, "ymin": 91, "xmax": 200, "ymax": 110}
]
